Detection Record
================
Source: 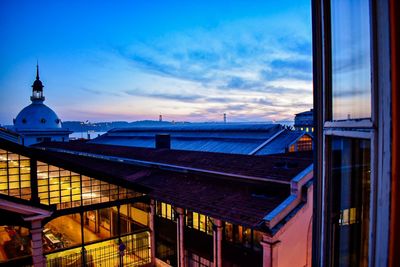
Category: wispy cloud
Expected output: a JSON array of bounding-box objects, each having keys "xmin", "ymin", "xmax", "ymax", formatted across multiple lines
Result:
[
  {"xmin": 125, "ymin": 88, "xmax": 203, "ymax": 102},
  {"xmin": 102, "ymin": 15, "xmax": 313, "ymax": 121}
]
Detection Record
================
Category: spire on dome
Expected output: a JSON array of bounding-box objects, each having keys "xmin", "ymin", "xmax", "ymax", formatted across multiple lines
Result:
[
  {"xmin": 36, "ymin": 62, "xmax": 40, "ymax": 80},
  {"xmin": 31, "ymin": 63, "xmax": 45, "ymax": 102}
]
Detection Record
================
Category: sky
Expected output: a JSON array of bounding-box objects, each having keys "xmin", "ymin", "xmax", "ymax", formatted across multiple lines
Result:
[{"xmin": 0, "ymin": 0, "xmax": 312, "ymax": 125}]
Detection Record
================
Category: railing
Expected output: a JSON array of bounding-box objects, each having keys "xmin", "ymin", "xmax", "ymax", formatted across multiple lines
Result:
[{"xmin": 46, "ymin": 231, "xmax": 151, "ymax": 267}]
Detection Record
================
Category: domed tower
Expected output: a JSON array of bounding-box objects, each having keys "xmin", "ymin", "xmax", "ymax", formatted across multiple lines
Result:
[{"xmin": 13, "ymin": 65, "xmax": 71, "ymax": 146}]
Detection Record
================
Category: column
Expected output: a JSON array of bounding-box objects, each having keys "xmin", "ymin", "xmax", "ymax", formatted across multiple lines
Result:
[
  {"xmin": 31, "ymin": 220, "xmax": 45, "ymax": 267},
  {"xmin": 260, "ymin": 235, "xmax": 280, "ymax": 267},
  {"xmin": 149, "ymin": 200, "xmax": 156, "ymax": 266},
  {"xmin": 29, "ymin": 158, "xmax": 39, "ymax": 204},
  {"xmin": 176, "ymin": 207, "xmax": 185, "ymax": 267},
  {"xmin": 213, "ymin": 219, "xmax": 223, "ymax": 267}
]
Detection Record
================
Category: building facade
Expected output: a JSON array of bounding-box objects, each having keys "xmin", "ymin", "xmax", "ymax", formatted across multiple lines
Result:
[
  {"xmin": 294, "ymin": 109, "xmax": 314, "ymax": 133},
  {"xmin": 0, "ymin": 137, "xmax": 313, "ymax": 267}
]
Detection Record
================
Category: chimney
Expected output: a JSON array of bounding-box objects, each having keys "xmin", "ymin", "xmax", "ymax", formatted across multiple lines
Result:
[{"xmin": 155, "ymin": 134, "xmax": 170, "ymax": 149}]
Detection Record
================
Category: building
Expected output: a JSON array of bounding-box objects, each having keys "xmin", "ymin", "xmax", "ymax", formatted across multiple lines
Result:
[
  {"xmin": 0, "ymin": 136, "xmax": 313, "ymax": 267},
  {"xmin": 11, "ymin": 65, "xmax": 71, "ymax": 146},
  {"xmin": 312, "ymin": 0, "xmax": 399, "ymax": 267},
  {"xmin": 294, "ymin": 109, "xmax": 313, "ymax": 133},
  {"xmin": 91, "ymin": 124, "xmax": 312, "ymax": 155}
]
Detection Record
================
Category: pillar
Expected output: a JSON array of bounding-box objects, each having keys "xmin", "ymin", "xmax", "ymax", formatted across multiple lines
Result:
[
  {"xmin": 29, "ymin": 158, "xmax": 39, "ymax": 204},
  {"xmin": 260, "ymin": 235, "xmax": 280, "ymax": 267},
  {"xmin": 176, "ymin": 207, "xmax": 185, "ymax": 267},
  {"xmin": 149, "ymin": 200, "xmax": 156, "ymax": 266},
  {"xmin": 213, "ymin": 219, "xmax": 223, "ymax": 267},
  {"xmin": 31, "ymin": 220, "xmax": 45, "ymax": 267}
]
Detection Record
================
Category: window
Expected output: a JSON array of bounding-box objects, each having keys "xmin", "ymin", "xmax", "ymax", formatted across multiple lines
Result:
[
  {"xmin": 297, "ymin": 135, "xmax": 313, "ymax": 151},
  {"xmin": 330, "ymin": 0, "xmax": 371, "ymax": 120},
  {"xmin": 312, "ymin": 0, "xmax": 393, "ymax": 266},
  {"xmin": 0, "ymin": 149, "xmax": 31, "ymax": 200},
  {"xmin": 37, "ymin": 161, "xmax": 140, "ymax": 209},
  {"xmin": 328, "ymin": 137, "xmax": 370, "ymax": 267},
  {"xmin": 322, "ymin": 0, "xmax": 374, "ymax": 263}
]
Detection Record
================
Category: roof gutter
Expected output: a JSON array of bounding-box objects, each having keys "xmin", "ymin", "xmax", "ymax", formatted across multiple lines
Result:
[{"xmin": 0, "ymin": 198, "xmax": 53, "ymax": 222}]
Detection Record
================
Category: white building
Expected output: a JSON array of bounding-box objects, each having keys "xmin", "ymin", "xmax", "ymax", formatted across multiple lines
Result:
[{"xmin": 12, "ymin": 65, "xmax": 71, "ymax": 146}]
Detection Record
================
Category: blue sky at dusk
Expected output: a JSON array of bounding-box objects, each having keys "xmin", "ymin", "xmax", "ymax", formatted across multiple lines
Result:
[{"xmin": 0, "ymin": 0, "xmax": 312, "ymax": 125}]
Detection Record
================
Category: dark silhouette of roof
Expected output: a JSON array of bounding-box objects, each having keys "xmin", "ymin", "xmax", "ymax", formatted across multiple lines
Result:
[{"xmin": 34, "ymin": 141, "xmax": 312, "ymax": 183}]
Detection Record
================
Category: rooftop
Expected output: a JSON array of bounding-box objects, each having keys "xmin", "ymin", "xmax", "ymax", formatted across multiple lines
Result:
[
  {"xmin": 91, "ymin": 124, "xmax": 309, "ymax": 155},
  {"xmin": 34, "ymin": 141, "xmax": 312, "ymax": 183},
  {"xmin": 1, "ymin": 138, "xmax": 313, "ymax": 228}
]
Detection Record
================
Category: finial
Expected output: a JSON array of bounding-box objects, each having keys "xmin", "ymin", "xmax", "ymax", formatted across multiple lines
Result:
[{"xmin": 36, "ymin": 61, "xmax": 40, "ymax": 80}]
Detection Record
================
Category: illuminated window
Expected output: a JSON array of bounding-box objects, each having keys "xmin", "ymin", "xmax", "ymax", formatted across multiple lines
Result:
[
  {"xmin": 193, "ymin": 212, "xmax": 199, "ymax": 229},
  {"xmin": 297, "ymin": 135, "xmax": 313, "ymax": 151},
  {"xmin": 0, "ymin": 149, "xmax": 31, "ymax": 200},
  {"xmin": 289, "ymin": 144, "xmax": 296, "ymax": 152},
  {"xmin": 199, "ymin": 214, "xmax": 206, "ymax": 232},
  {"xmin": 37, "ymin": 161, "xmax": 140, "ymax": 209}
]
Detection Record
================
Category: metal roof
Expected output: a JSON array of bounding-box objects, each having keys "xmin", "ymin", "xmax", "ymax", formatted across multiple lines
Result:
[
  {"xmin": 91, "ymin": 124, "xmax": 309, "ymax": 155},
  {"xmin": 255, "ymin": 131, "xmax": 309, "ymax": 155}
]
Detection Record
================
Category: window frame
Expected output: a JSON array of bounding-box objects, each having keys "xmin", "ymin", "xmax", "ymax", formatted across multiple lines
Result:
[{"xmin": 313, "ymin": 0, "xmax": 393, "ymax": 266}]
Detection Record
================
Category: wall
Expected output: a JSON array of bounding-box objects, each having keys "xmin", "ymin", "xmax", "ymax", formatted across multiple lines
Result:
[{"xmin": 274, "ymin": 184, "xmax": 313, "ymax": 267}]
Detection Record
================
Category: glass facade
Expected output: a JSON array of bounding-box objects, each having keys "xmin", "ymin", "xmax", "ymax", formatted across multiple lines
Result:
[
  {"xmin": 330, "ymin": 0, "xmax": 371, "ymax": 120},
  {"xmin": 0, "ymin": 150, "xmax": 143, "ymax": 209},
  {"xmin": 36, "ymin": 161, "xmax": 141, "ymax": 209},
  {"xmin": 45, "ymin": 231, "xmax": 150, "ymax": 266},
  {"xmin": 289, "ymin": 135, "xmax": 313, "ymax": 152},
  {"xmin": 0, "ymin": 148, "xmax": 150, "ymax": 265},
  {"xmin": 329, "ymin": 137, "xmax": 370, "ymax": 267},
  {"xmin": 0, "ymin": 149, "xmax": 31, "ymax": 200}
]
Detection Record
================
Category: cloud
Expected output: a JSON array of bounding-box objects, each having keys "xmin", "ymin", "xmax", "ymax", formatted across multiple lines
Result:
[
  {"xmin": 80, "ymin": 87, "xmax": 122, "ymax": 97},
  {"xmin": 105, "ymin": 15, "xmax": 313, "ymax": 121},
  {"xmin": 125, "ymin": 89, "xmax": 203, "ymax": 102}
]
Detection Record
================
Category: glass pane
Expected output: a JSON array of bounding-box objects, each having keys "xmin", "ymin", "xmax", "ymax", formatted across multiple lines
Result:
[
  {"xmin": 331, "ymin": 0, "xmax": 371, "ymax": 120},
  {"xmin": 329, "ymin": 137, "xmax": 370, "ymax": 267}
]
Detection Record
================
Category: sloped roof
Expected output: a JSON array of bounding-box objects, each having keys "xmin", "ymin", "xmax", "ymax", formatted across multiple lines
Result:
[
  {"xmin": 34, "ymin": 141, "xmax": 312, "ymax": 183},
  {"xmin": 91, "ymin": 124, "xmax": 308, "ymax": 155},
  {"xmin": 1, "ymin": 137, "xmax": 312, "ymax": 228},
  {"xmin": 255, "ymin": 131, "xmax": 309, "ymax": 155}
]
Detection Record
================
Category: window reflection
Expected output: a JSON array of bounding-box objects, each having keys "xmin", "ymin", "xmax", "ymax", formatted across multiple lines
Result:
[
  {"xmin": 330, "ymin": 137, "xmax": 370, "ymax": 267},
  {"xmin": 331, "ymin": 0, "xmax": 371, "ymax": 120}
]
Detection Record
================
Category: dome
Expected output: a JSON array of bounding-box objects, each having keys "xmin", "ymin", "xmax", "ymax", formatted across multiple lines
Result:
[{"xmin": 14, "ymin": 102, "xmax": 62, "ymax": 130}]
